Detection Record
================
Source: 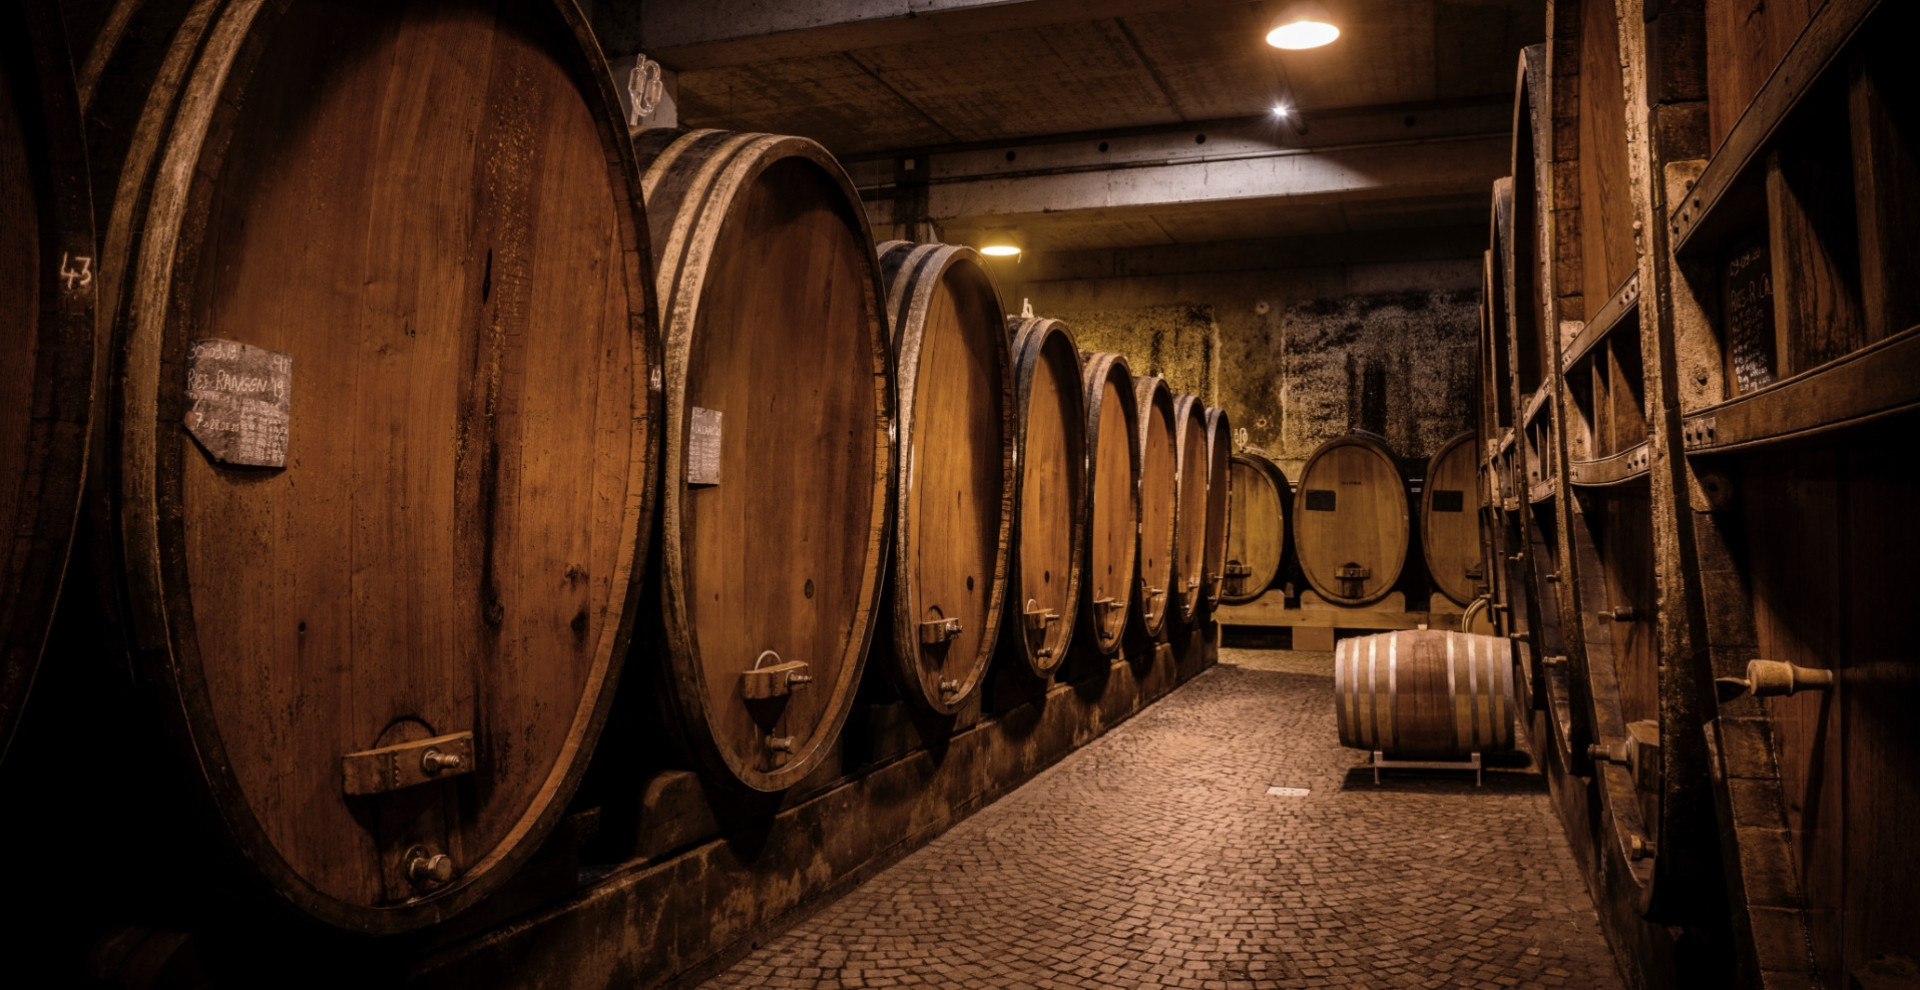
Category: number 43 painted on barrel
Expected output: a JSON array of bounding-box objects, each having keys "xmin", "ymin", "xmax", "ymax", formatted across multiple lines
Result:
[{"xmin": 58, "ymin": 252, "xmax": 92, "ymax": 290}]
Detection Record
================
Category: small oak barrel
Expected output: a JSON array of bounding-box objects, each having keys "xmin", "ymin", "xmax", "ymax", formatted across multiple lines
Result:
[
  {"xmin": 1003, "ymin": 315, "xmax": 1087, "ymax": 677},
  {"xmin": 1078, "ymin": 351, "xmax": 1139, "ymax": 655},
  {"xmin": 1132, "ymin": 376, "xmax": 1177, "ymax": 637},
  {"xmin": 1170, "ymin": 395, "xmax": 1209, "ymax": 623},
  {"xmin": 1200, "ymin": 407, "xmax": 1232, "ymax": 609},
  {"xmin": 1423, "ymin": 432, "xmax": 1484, "ymax": 607},
  {"xmin": 1294, "ymin": 432, "xmax": 1410, "ymax": 607},
  {"xmin": 98, "ymin": 0, "xmax": 660, "ymax": 931},
  {"xmin": 1, "ymin": 1, "xmax": 96, "ymax": 763},
  {"xmin": 1334, "ymin": 630, "xmax": 1515, "ymax": 759},
  {"xmin": 877, "ymin": 241, "xmax": 1013, "ymax": 710},
  {"xmin": 640, "ymin": 129, "xmax": 892, "ymax": 789},
  {"xmin": 1221, "ymin": 453, "xmax": 1290, "ymax": 605}
]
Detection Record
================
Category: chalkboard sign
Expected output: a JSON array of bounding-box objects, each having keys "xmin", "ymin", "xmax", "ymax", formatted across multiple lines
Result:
[
  {"xmin": 1431, "ymin": 490, "xmax": 1465, "ymax": 512},
  {"xmin": 1304, "ymin": 489, "xmax": 1336, "ymax": 511},
  {"xmin": 183, "ymin": 339, "xmax": 291, "ymax": 468},
  {"xmin": 1722, "ymin": 235, "xmax": 1776, "ymax": 395}
]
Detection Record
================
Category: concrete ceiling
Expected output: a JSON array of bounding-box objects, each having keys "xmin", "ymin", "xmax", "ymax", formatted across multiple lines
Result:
[{"xmin": 600, "ymin": 0, "xmax": 1544, "ymax": 252}]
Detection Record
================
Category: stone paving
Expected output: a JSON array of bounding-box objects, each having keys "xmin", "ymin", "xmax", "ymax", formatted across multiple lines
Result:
[{"xmin": 704, "ymin": 648, "xmax": 1624, "ymax": 989}]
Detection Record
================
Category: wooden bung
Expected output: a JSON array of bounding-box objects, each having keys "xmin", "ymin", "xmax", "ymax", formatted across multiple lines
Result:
[
  {"xmin": 1170, "ymin": 395, "xmax": 1209, "ymax": 623},
  {"xmin": 1131, "ymin": 376, "xmax": 1177, "ymax": 637},
  {"xmin": 638, "ymin": 128, "xmax": 893, "ymax": 790},
  {"xmin": 1221, "ymin": 453, "xmax": 1289, "ymax": 605},
  {"xmin": 94, "ymin": 0, "xmax": 659, "ymax": 931},
  {"xmin": 1003, "ymin": 315, "xmax": 1088, "ymax": 677},
  {"xmin": 1293, "ymin": 432, "xmax": 1410, "ymax": 607},
  {"xmin": 1334, "ymin": 630, "xmax": 1515, "ymax": 760},
  {"xmin": 0, "ymin": 0, "xmax": 96, "ymax": 764},
  {"xmin": 876, "ymin": 241, "xmax": 1014, "ymax": 710},
  {"xmin": 1078, "ymin": 351, "xmax": 1140, "ymax": 656}
]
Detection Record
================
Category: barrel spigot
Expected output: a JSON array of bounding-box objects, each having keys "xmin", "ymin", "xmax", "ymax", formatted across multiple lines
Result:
[{"xmin": 1716, "ymin": 659, "xmax": 1834, "ymax": 701}]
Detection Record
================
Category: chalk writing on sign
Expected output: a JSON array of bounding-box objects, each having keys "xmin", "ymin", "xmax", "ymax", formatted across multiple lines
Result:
[
  {"xmin": 184, "ymin": 339, "xmax": 291, "ymax": 468},
  {"xmin": 1721, "ymin": 236, "xmax": 1775, "ymax": 395},
  {"xmin": 688, "ymin": 406, "xmax": 722, "ymax": 485}
]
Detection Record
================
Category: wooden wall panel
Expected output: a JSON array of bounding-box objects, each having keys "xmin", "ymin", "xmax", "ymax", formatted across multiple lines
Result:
[{"xmin": 1705, "ymin": 0, "xmax": 1825, "ymax": 150}]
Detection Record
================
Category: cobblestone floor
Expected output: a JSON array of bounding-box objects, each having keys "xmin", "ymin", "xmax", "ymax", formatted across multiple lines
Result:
[{"xmin": 704, "ymin": 648, "xmax": 1624, "ymax": 989}]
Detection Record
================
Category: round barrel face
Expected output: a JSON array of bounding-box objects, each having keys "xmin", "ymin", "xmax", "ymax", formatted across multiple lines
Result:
[
  {"xmin": 677, "ymin": 154, "xmax": 885, "ymax": 787},
  {"xmin": 1423, "ymin": 434, "xmax": 1483, "ymax": 606},
  {"xmin": 1010, "ymin": 324, "xmax": 1083, "ymax": 674},
  {"xmin": 895, "ymin": 254, "xmax": 1009, "ymax": 706},
  {"xmin": 1082, "ymin": 358, "xmax": 1136, "ymax": 654},
  {"xmin": 141, "ymin": 0, "xmax": 651, "ymax": 929},
  {"xmin": 1, "ymin": 2, "xmax": 95, "ymax": 762},
  {"xmin": 1294, "ymin": 436, "xmax": 1409, "ymax": 606},
  {"xmin": 1134, "ymin": 382, "xmax": 1176, "ymax": 635},
  {"xmin": 1201, "ymin": 410, "xmax": 1231, "ymax": 607},
  {"xmin": 1172, "ymin": 399, "xmax": 1209, "ymax": 621},
  {"xmin": 1223, "ymin": 456, "xmax": 1284, "ymax": 604},
  {"xmin": 1576, "ymin": 485, "xmax": 1659, "ymax": 836}
]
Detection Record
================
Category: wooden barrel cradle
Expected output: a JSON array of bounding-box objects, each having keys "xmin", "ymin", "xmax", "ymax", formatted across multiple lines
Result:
[
  {"xmin": 0, "ymin": 0, "xmax": 97, "ymax": 763},
  {"xmin": 1002, "ymin": 315, "xmax": 1087, "ymax": 677},
  {"xmin": 1293, "ymin": 432, "xmax": 1410, "ymax": 607},
  {"xmin": 1422, "ymin": 432, "xmax": 1484, "ymax": 607},
  {"xmin": 99, "ymin": 0, "xmax": 659, "ymax": 931},
  {"xmin": 639, "ymin": 129, "xmax": 892, "ymax": 791},
  {"xmin": 1334, "ymin": 630, "xmax": 1515, "ymax": 760},
  {"xmin": 1078, "ymin": 351, "xmax": 1139, "ymax": 655},
  {"xmin": 1169, "ymin": 395, "xmax": 1209, "ymax": 623},
  {"xmin": 1221, "ymin": 453, "xmax": 1288, "ymax": 605},
  {"xmin": 876, "ymin": 240, "xmax": 1013, "ymax": 710},
  {"xmin": 1200, "ymin": 407, "xmax": 1231, "ymax": 610},
  {"xmin": 1131, "ymin": 376, "xmax": 1177, "ymax": 637}
]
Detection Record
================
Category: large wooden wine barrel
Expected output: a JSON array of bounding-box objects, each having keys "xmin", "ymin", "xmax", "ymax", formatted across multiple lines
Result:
[
  {"xmin": 1, "ymin": 0, "xmax": 96, "ymax": 763},
  {"xmin": 1293, "ymin": 432, "xmax": 1410, "ymax": 607},
  {"xmin": 1132, "ymin": 376, "xmax": 1176, "ymax": 637},
  {"xmin": 1170, "ymin": 395, "xmax": 1209, "ymax": 623},
  {"xmin": 639, "ymin": 129, "xmax": 892, "ymax": 789},
  {"xmin": 1422, "ymin": 432, "xmax": 1483, "ymax": 607},
  {"xmin": 1222, "ymin": 453, "xmax": 1288, "ymax": 605},
  {"xmin": 97, "ymin": 0, "xmax": 660, "ymax": 931},
  {"xmin": 1003, "ymin": 315, "xmax": 1086, "ymax": 677},
  {"xmin": 1334, "ymin": 630, "xmax": 1515, "ymax": 759},
  {"xmin": 1200, "ymin": 407, "xmax": 1231, "ymax": 610},
  {"xmin": 1079, "ymin": 351, "xmax": 1138, "ymax": 655},
  {"xmin": 876, "ymin": 241, "xmax": 1012, "ymax": 710}
]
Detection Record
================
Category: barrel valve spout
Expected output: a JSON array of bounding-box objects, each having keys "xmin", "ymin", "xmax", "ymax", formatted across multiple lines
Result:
[
  {"xmin": 1716, "ymin": 659, "xmax": 1834, "ymax": 701},
  {"xmin": 742, "ymin": 651, "xmax": 812, "ymax": 699}
]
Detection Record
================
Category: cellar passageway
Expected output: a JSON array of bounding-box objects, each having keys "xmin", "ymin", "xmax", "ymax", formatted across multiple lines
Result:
[{"xmin": 706, "ymin": 650, "xmax": 1623, "ymax": 989}]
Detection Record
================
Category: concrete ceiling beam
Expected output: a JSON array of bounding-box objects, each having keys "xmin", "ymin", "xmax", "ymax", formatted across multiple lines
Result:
[{"xmin": 611, "ymin": 0, "xmax": 1253, "ymax": 68}]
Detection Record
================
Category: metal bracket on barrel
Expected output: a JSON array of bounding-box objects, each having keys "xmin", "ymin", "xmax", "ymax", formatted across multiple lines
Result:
[
  {"xmin": 919, "ymin": 616, "xmax": 963, "ymax": 645},
  {"xmin": 1023, "ymin": 599, "xmax": 1060, "ymax": 658},
  {"xmin": 1223, "ymin": 560, "xmax": 1252, "ymax": 596},
  {"xmin": 1093, "ymin": 596, "xmax": 1126, "ymax": 635},
  {"xmin": 342, "ymin": 731, "xmax": 476, "ymax": 796},
  {"xmin": 742, "ymin": 650, "xmax": 812, "ymax": 700},
  {"xmin": 1587, "ymin": 719, "xmax": 1661, "ymax": 792}
]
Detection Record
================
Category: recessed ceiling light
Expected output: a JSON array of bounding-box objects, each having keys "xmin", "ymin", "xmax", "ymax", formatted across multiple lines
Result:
[
  {"xmin": 979, "ymin": 228, "xmax": 1024, "ymax": 257},
  {"xmin": 1267, "ymin": 2, "xmax": 1339, "ymax": 50}
]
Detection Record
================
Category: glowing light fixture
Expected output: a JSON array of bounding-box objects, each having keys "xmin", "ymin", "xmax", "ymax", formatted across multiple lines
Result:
[
  {"xmin": 1267, "ymin": 2, "xmax": 1339, "ymax": 49},
  {"xmin": 1272, "ymin": 104, "xmax": 1290, "ymax": 118},
  {"xmin": 979, "ymin": 228, "xmax": 1024, "ymax": 258}
]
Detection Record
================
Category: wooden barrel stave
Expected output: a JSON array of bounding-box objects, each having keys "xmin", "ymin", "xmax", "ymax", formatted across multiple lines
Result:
[
  {"xmin": 1334, "ymin": 630, "xmax": 1515, "ymax": 760},
  {"xmin": 876, "ymin": 240, "xmax": 1013, "ymax": 709},
  {"xmin": 1078, "ymin": 351, "xmax": 1138, "ymax": 655},
  {"xmin": 1221, "ymin": 453, "xmax": 1288, "ymax": 605},
  {"xmin": 1, "ymin": 0, "xmax": 98, "ymax": 763},
  {"xmin": 1131, "ymin": 376, "xmax": 1176, "ymax": 637},
  {"xmin": 1293, "ymin": 432, "xmax": 1410, "ymax": 607},
  {"xmin": 638, "ymin": 129, "xmax": 892, "ymax": 791},
  {"xmin": 1422, "ymin": 432, "xmax": 1484, "ymax": 607},
  {"xmin": 1200, "ymin": 407, "xmax": 1231, "ymax": 610},
  {"xmin": 97, "ymin": 0, "xmax": 660, "ymax": 930},
  {"xmin": 1169, "ymin": 395, "xmax": 1208, "ymax": 623},
  {"xmin": 1003, "ymin": 316, "xmax": 1086, "ymax": 676}
]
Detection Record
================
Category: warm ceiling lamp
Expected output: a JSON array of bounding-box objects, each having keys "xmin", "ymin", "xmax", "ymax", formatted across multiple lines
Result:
[
  {"xmin": 979, "ymin": 228, "xmax": 1024, "ymax": 257},
  {"xmin": 1267, "ymin": 2, "xmax": 1340, "ymax": 49}
]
